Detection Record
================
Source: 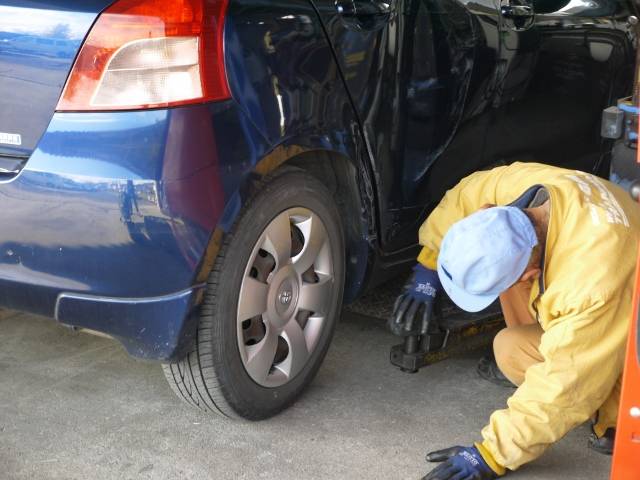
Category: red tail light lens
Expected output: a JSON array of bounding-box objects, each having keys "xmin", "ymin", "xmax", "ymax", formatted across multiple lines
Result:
[{"xmin": 57, "ymin": 0, "xmax": 230, "ymax": 112}]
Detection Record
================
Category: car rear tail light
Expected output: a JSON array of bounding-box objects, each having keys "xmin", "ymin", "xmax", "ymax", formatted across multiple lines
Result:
[{"xmin": 57, "ymin": 0, "xmax": 229, "ymax": 112}]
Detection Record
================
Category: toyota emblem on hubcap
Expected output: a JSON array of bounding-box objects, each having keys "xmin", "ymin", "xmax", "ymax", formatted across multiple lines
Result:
[{"xmin": 279, "ymin": 290, "xmax": 292, "ymax": 305}]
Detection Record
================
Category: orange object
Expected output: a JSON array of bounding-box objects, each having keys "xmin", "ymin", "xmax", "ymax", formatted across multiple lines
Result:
[
  {"xmin": 610, "ymin": 120, "xmax": 640, "ymax": 479},
  {"xmin": 610, "ymin": 243, "xmax": 640, "ymax": 479}
]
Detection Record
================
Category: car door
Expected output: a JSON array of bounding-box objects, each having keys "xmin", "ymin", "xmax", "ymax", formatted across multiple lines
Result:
[
  {"xmin": 485, "ymin": 0, "xmax": 637, "ymax": 174},
  {"xmin": 311, "ymin": 0, "xmax": 502, "ymax": 251}
]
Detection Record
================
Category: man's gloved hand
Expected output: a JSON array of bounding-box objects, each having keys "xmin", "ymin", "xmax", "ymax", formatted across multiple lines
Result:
[
  {"xmin": 389, "ymin": 264, "xmax": 440, "ymax": 336},
  {"xmin": 422, "ymin": 445, "xmax": 505, "ymax": 480}
]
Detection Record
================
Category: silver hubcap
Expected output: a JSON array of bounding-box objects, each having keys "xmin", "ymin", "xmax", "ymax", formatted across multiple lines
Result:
[{"xmin": 237, "ymin": 208, "xmax": 334, "ymax": 387}]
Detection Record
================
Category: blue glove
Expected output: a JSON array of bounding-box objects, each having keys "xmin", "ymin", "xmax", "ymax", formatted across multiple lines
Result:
[
  {"xmin": 389, "ymin": 264, "xmax": 441, "ymax": 336},
  {"xmin": 422, "ymin": 446, "xmax": 503, "ymax": 480}
]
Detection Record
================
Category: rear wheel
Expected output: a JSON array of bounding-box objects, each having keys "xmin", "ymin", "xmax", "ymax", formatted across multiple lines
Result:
[{"xmin": 162, "ymin": 169, "xmax": 345, "ymax": 420}]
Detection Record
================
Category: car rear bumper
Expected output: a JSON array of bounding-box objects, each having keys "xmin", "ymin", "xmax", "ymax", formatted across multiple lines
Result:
[
  {"xmin": 0, "ymin": 101, "xmax": 263, "ymax": 360},
  {"xmin": 55, "ymin": 287, "xmax": 204, "ymax": 360}
]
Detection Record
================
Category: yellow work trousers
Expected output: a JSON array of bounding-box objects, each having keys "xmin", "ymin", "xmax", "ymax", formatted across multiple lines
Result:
[{"xmin": 494, "ymin": 282, "xmax": 621, "ymax": 436}]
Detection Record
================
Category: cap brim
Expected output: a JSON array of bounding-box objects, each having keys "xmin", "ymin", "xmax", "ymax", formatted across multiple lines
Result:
[{"xmin": 437, "ymin": 261, "xmax": 497, "ymax": 313}]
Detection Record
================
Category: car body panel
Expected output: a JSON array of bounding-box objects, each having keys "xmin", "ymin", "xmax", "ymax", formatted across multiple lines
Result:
[
  {"xmin": 314, "ymin": 0, "xmax": 636, "ymax": 251},
  {"xmin": 486, "ymin": 0, "xmax": 637, "ymax": 174},
  {"xmin": 0, "ymin": 102, "xmax": 245, "ymax": 358},
  {"xmin": 0, "ymin": 0, "xmax": 113, "ymax": 157},
  {"xmin": 224, "ymin": 0, "xmax": 376, "ymax": 298},
  {"xmin": 56, "ymin": 287, "xmax": 203, "ymax": 359},
  {"xmin": 312, "ymin": 0, "xmax": 503, "ymax": 251},
  {"xmin": 3, "ymin": 106, "xmax": 222, "ymax": 302}
]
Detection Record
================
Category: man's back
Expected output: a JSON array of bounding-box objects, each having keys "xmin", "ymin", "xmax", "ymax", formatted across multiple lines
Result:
[{"xmin": 416, "ymin": 162, "xmax": 640, "ymax": 469}]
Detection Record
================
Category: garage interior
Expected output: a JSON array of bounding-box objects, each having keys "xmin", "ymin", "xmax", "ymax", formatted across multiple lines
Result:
[{"xmin": 1, "ymin": 0, "xmax": 639, "ymax": 478}]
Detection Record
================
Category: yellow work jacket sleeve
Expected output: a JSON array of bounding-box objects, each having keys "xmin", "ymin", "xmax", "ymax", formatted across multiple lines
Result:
[
  {"xmin": 481, "ymin": 294, "xmax": 629, "ymax": 470},
  {"xmin": 417, "ymin": 165, "xmax": 518, "ymax": 269}
]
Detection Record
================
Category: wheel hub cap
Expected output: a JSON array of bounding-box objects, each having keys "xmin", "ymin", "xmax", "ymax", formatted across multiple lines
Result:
[
  {"xmin": 278, "ymin": 290, "xmax": 292, "ymax": 305},
  {"xmin": 236, "ymin": 207, "xmax": 334, "ymax": 388},
  {"xmin": 268, "ymin": 267, "xmax": 299, "ymax": 323}
]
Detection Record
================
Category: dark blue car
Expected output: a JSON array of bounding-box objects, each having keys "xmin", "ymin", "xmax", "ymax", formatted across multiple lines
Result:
[{"xmin": 0, "ymin": 0, "xmax": 635, "ymax": 419}]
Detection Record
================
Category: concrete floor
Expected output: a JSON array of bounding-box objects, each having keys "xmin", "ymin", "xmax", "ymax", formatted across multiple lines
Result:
[{"xmin": 0, "ymin": 309, "xmax": 610, "ymax": 480}]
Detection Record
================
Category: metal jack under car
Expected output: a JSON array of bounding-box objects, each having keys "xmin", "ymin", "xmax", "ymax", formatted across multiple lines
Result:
[{"xmin": 389, "ymin": 301, "xmax": 504, "ymax": 373}]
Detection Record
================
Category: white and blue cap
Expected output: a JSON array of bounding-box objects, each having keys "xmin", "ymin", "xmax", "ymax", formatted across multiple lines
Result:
[{"xmin": 437, "ymin": 206, "xmax": 538, "ymax": 313}]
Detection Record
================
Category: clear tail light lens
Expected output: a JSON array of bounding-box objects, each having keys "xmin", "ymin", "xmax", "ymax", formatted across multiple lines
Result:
[
  {"xmin": 57, "ymin": 0, "xmax": 230, "ymax": 112},
  {"xmin": 92, "ymin": 37, "xmax": 202, "ymax": 107}
]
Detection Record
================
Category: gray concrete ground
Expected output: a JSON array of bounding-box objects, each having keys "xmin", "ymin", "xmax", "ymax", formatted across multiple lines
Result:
[{"xmin": 0, "ymin": 309, "xmax": 610, "ymax": 480}]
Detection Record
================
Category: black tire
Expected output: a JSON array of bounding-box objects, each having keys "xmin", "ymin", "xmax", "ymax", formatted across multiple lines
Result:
[{"xmin": 162, "ymin": 168, "xmax": 345, "ymax": 420}]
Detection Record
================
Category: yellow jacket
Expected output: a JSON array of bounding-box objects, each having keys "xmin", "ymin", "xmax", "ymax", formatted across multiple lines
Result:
[{"xmin": 417, "ymin": 162, "xmax": 640, "ymax": 470}]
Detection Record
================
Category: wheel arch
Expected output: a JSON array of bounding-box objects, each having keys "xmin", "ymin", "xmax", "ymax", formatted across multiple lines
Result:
[
  {"xmin": 195, "ymin": 144, "xmax": 376, "ymax": 306},
  {"xmin": 284, "ymin": 149, "xmax": 374, "ymax": 303}
]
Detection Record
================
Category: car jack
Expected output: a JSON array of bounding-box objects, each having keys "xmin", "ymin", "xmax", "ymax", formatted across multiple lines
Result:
[{"xmin": 390, "ymin": 300, "xmax": 504, "ymax": 373}]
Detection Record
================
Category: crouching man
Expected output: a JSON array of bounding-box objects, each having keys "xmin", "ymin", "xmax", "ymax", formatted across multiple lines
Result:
[{"xmin": 390, "ymin": 163, "xmax": 639, "ymax": 478}]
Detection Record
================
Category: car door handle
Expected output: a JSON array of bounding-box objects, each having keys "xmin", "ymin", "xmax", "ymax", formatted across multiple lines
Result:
[
  {"xmin": 501, "ymin": 5, "xmax": 534, "ymax": 19},
  {"xmin": 335, "ymin": 0, "xmax": 392, "ymax": 17}
]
